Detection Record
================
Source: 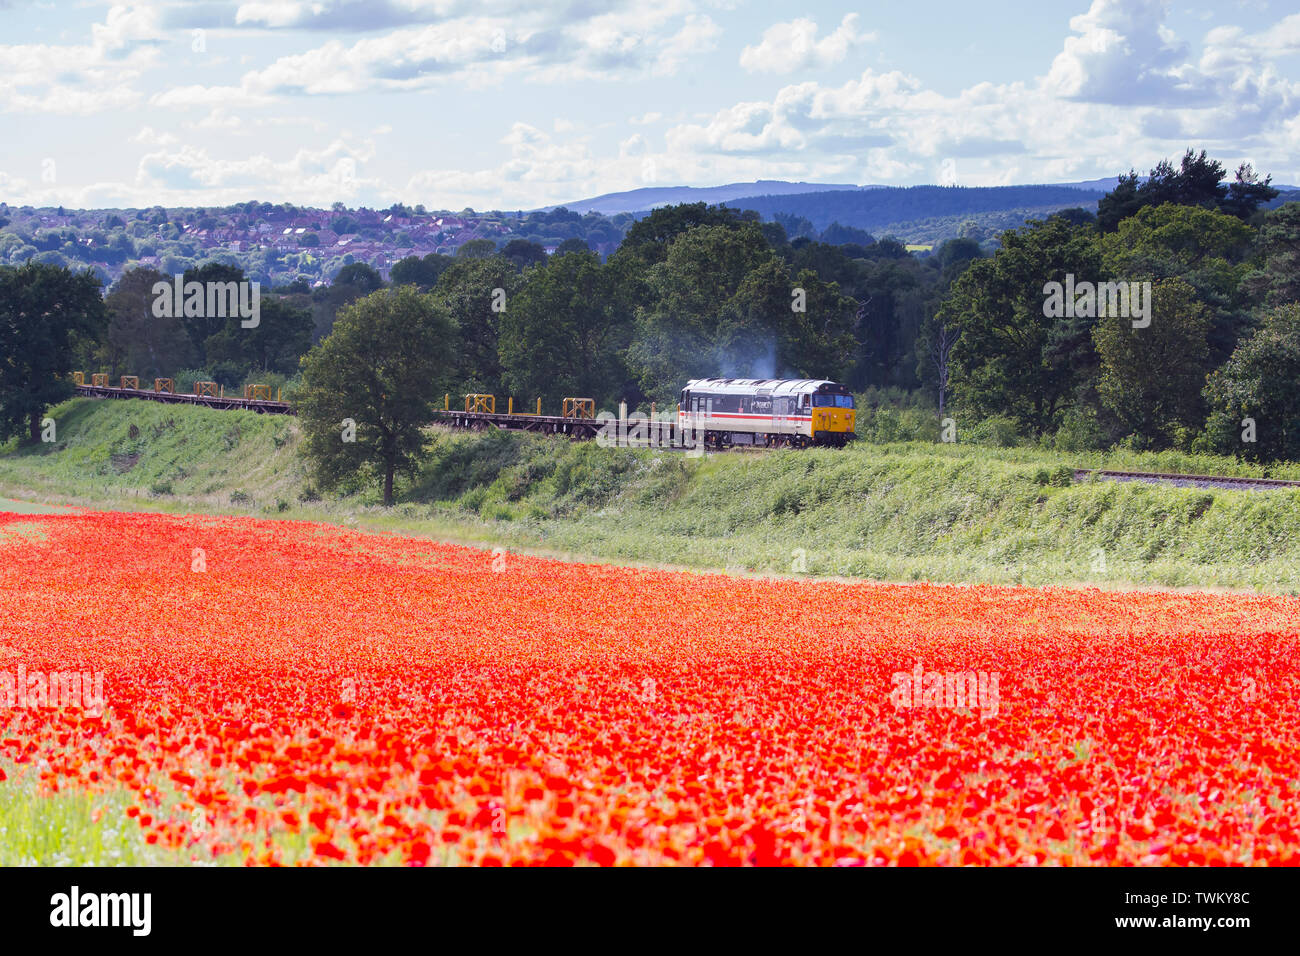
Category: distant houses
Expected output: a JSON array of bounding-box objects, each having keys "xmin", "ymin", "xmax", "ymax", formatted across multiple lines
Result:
[{"xmin": 3, "ymin": 201, "xmax": 626, "ymax": 286}]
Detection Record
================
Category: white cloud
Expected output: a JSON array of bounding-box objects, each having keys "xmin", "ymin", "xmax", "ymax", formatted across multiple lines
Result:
[
  {"xmin": 619, "ymin": 133, "xmax": 649, "ymax": 157},
  {"xmin": 190, "ymin": 108, "xmax": 246, "ymax": 132},
  {"xmin": 131, "ymin": 126, "xmax": 178, "ymax": 147},
  {"xmin": 406, "ymin": 122, "xmax": 602, "ymax": 208},
  {"xmin": 131, "ymin": 137, "xmax": 380, "ymax": 204},
  {"xmin": 150, "ymin": 83, "xmax": 274, "ymax": 109},
  {"xmin": 662, "ymin": 1, "xmax": 1300, "ymax": 189},
  {"xmin": 653, "ymin": 13, "xmax": 721, "ymax": 76},
  {"xmin": 5, "ymin": 0, "xmax": 1300, "ymax": 208},
  {"xmin": 1045, "ymin": 0, "xmax": 1209, "ymax": 105},
  {"xmin": 667, "ymin": 98, "xmax": 810, "ymax": 154},
  {"xmin": 0, "ymin": 168, "xmax": 32, "ymax": 196},
  {"xmin": 234, "ymin": 2, "xmax": 316, "ymax": 29},
  {"xmin": 153, "ymin": 3, "xmax": 721, "ymax": 109},
  {"xmin": 91, "ymin": 3, "xmax": 164, "ymax": 53},
  {"xmin": 739, "ymin": 14, "xmax": 873, "ymax": 74},
  {"xmin": 0, "ymin": 3, "xmax": 162, "ymax": 114}
]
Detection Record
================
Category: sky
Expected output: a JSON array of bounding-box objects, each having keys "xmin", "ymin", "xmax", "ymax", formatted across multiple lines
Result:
[{"xmin": 2, "ymin": 0, "xmax": 1299, "ymax": 211}]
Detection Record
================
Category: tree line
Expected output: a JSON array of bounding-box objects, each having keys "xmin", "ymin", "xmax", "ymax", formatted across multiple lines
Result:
[
  {"xmin": 2, "ymin": 147, "xmax": 1296, "ymax": 506},
  {"xmin": 936, "ymin": 150, "xmax": 1296, "ymax": 460},
  {"xmin": 39, "ymin": 201, "xmax": 965, "ymax": 404},
  {"xmin": 295, "ymin": 204, "xmax": 966, "ymax": 501}
]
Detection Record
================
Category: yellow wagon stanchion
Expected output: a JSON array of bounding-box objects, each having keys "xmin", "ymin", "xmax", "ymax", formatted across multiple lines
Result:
[
  {"xmin": 120, "ymin": 376, "xmax": 139, "ymax": 390},
  {"xmin": 194, "ymin": 381, "xmax": 219, "ymax": 398},
  {"xmin": 91, "ymin": 373, "xmax": 108, "ymax": 387},
  {"xmin": 244, "ymin": 384, "xmax": 272, "ymax": 401},
  {"xmin": 71, "ymin": 372, "xmax": 85, "ymax": 386},
  {"xmin": 465, "ymin": 394, "xmax": 495, "ymax": 413},
  {"xmin": 154, "ymin": 378, "xmax": 174, "ymax": 393},
  {"xmin": 562, "ymin": 398, "xmax": 594, "ymax": 419}
]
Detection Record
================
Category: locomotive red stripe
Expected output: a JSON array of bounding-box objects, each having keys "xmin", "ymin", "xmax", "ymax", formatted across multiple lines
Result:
[{"xmin": 678, "ymin": 412, "xmax": 815, "ymax": 422}]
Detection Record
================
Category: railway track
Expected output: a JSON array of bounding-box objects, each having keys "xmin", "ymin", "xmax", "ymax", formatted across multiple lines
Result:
[
  {"xmin": 72, "ymin": 386, "xmax": 1300, "ymax": 487},
  {"xmin": 1074, "ymin": 468, "xmax": 1300, "ymax": 492},
  {"xmin": 75, "ymin": 384, "xmax": 293, "ymax": 414}
]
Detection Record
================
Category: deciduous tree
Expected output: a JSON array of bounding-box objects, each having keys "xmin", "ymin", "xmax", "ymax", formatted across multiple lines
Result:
[
  {"xmin": 0, "ymin": 262, "xmax": 106, "ymax": 443},
  {"xmin": 298, "ymin": 285, "xmax": 457, "ymax": 506},
  {"xmin": 1093, "ymin": 277, "xmax": 1209, "ymax": 448}
]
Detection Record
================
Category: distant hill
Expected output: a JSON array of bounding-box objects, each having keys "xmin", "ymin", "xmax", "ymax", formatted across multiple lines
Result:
[
  {"xmin": 721, "ymin": 184, "xmax": 1105, "ymax": 232},
  {"xmin": 1264, "ymin": 189, "xmax": 1300, "ymax": 210},
  {"xmin": 1055, "ymin": 177, "xmax": 1123, "ymax": 192},
  {"xmin": 547, "ymin": 177, "xmax": 1300, "ymax": 241},
  {"xmin": 715, "ymin": 184, "xmax": 1106, "ymax": 244},
  {"xmin": 862, "ymin": 204, "xmax": 1104, "ymax": 246},
  {"xmin": 543, "ymin": 181, "xmax": 873, "ymax": 215}
]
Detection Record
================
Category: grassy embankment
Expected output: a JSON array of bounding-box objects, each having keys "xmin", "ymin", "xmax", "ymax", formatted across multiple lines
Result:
[{"xmin": 2, "ymin": 395, "xmax": 1300, "ymax": 593}]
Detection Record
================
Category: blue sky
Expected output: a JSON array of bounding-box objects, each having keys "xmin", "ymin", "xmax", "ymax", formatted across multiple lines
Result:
[{"xmin": 2, "ymin": 0, "xmax": 1299, "ymax": 210}]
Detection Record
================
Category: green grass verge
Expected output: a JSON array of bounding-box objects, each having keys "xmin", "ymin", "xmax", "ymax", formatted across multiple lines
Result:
[
  {"xmin": 0, "ymin": 396, "xmax": 304, "ymax": 511},
  {"xmin": 3, "ymin": 396, "xmax": 1300, "ymax": 593},
  {"xmin": 0, "ymin": 762, "xmax": 218, "ymax": 865}
]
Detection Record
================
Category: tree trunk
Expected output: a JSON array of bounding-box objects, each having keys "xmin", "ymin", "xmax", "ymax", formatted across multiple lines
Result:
[
  {"xmin": 29, "ymin": 410, "xmax": 41, "ymax": 444},
  {"xmin": 383, "ymin": 464, "xmax": 394, "ymax": 507}
]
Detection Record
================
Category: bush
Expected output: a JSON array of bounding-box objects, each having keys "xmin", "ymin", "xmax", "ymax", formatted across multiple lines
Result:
[
  {"xmin": 209, "ymin": 361, "xmax": 246, "ymax": 388},
  {"xmin": 173, "ymin": 368, "xmax": 213, "ymax": 394},
  {"xmin": 1116, "ymin": 433, "xmax": 1155, "ymax": 453},
  {"xmin": 1203, "ymin": 304, "xmax": 1300, "ymax": 463},
  {"xmin": 967, "ymin": 415, "xmax": 1022, "ymax": 448},
  {"xmin": 1192, "ymin": 410, "xmax": 1240, "ymax": 457},
  {"xmin": 239, "ymin": 370, "xmax": 296, "ymax": 397},
  {"xmin": 852, "ymin": 391, "xmax": 939, "ymax": 444},
  {"xmin": 1053, "ymin": 407, "xmax": 1105, "ymax": 453}
]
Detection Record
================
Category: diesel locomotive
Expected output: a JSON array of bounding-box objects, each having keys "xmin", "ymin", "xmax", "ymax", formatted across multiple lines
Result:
[{"xmin": 677, "ymin": 378, "xmax": 856, "ymax": 447}]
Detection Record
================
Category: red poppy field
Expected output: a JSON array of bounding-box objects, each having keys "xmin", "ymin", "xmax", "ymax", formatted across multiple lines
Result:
[{"xmin": 1, "ymin": 508, "xmax": 1297, "ymax": 865}]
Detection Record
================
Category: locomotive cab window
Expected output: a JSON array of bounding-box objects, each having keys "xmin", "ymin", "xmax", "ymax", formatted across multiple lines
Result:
[{"xmin": 812, "ymin": 394, "xmax": 855, "ymax": 408}]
